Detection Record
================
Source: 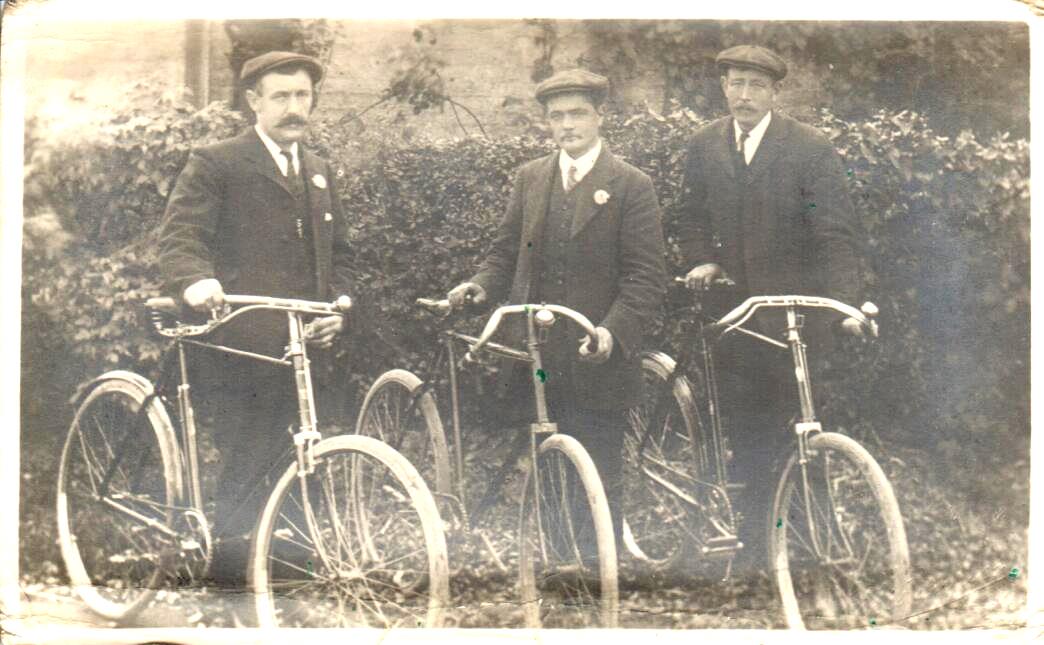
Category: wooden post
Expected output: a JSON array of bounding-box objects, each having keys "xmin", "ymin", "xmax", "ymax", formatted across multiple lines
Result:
[{"xmin": 184, "ymin": 19, "xmax": 212, "ymax": 108}]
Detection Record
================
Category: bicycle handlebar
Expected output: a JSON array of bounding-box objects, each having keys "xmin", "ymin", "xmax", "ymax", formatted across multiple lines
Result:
[
  {"xmin": 472, "ymin": 304, "xmax": 598, "ymax": 354},
  {"xmin": 147, "ymin": 294, "xmax": 351, "ymax": 315},
  {"xmin": 415, "ymin": 298, "xmax": 599, "ymax": 356},
  {"xmin": 702, "ymin": 294, "xmax": 879, "ymax": 338},
  {"xmin": 146, "ymin": 294, "xmax": 352, "ymax": 336}
]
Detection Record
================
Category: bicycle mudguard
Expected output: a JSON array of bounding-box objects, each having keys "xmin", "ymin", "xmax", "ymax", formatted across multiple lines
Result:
[
  {"xmin": 71, "ymin": 370, "xmax": 162, "ymax": 408},
  {"xmin": 642, "ymin": 350, "xmax": 678, "ymax": 375},
  {"xmin": 68, "ymin": 368, "xmax": 185, "ymax": 503}
]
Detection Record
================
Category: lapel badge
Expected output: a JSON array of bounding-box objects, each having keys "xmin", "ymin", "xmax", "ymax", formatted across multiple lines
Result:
[
  {"xmin": 594, "ymin": 189, "xmax": 610, "ymax": 205},
  {"xmin": 312, "ymin": 174, "xmax": 327, "ymax": 190}
]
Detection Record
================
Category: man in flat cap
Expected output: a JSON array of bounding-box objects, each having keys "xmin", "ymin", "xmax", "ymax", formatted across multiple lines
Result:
[
  {"xmin": 158, "ymin": 50, "xmax": 352, "ymax": 588},
  {"xmin": 448, "ymin": 69, "xmax": 666, "ymax": 561},
  {"xmin": 677, "ymin": 45, "xmax": 863, "ymax": 572}
]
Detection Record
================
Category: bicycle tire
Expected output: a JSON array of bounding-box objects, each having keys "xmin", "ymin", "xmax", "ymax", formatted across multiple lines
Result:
[
  {"xmin": 355, "ymin": 369, "xmax": 452, "ymax": 500},
  {"xmin": 56, "ymin": 373, "xmax": 182, "ymax": 622},
  {"xmin": 621, "ymin": 352, "xmax": 701, "ymax": 568},
  {"xmin": 518, "ymin": 433, "xmax": 619, "ymax": 628},
  {"xmin": 250, "ymin": 434, "xmax": 450, "ymax": 628},
  {"xmin": 770, "ymin": 431, "xmax": 912, "ymax": 629}
]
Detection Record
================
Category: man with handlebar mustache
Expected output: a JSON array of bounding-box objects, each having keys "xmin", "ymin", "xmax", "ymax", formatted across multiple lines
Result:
[{"xmin": 157, "ymin": 51, "xmax": 353, "ymax": 589}]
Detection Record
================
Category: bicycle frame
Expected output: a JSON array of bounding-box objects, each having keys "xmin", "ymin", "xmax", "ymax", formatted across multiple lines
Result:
[
  {"xmin": 140, "ymin": 295, "xmax": 350, "ymax": 543},
  {"xmin": 661, "ymin": 288, "xmax": 878, "ymax": 561},
  {"xmin": 415, "ymin": 301, "xmax": 599, "ymax": 544}
]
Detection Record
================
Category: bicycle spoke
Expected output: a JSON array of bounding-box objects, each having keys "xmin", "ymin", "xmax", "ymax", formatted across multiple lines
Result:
[
  {"xmin": 774, "ymin": 435, "xmax": 910, "ymax": 629},
  {"xmin": 256, "ymin": 442, "xmax": 443, "ymax": 628},
  {"xmin": 58, "ymin": 381, "xmax": 174, "ymax": 619}
]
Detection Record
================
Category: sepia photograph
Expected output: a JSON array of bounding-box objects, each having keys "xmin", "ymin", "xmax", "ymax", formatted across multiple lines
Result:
[{"xmin": 1, "ymin": 0, "xmax": 1035, "ymax": 640}]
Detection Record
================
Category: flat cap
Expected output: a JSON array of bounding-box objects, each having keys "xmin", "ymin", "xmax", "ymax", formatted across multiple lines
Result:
[
  {"xmin": 240, "ymin": 50, "xmax": 323, "ymax": 86},
  {"xmin": 534, "ymin": 68, "xmax": 609, "ymax": 104},
  {"xmin": 716, "ymin": 45, "xmax": 787, "ymax": 80}
]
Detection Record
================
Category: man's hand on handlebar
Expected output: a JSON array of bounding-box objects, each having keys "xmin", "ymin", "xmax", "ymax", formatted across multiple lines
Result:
[
  {"xmin": 840, "ymin": 317, "xmax": 865, "ymax": 338},
  {"xmin": 578, "ymin": 326, "xmax": 613, "ymax": 364},
  {"xmin": 447, "ymin": 282, "xmax": 487, "ymax": 309},
  {"xmin": 304, "ymin": 315, "xmax": 344, "ymax": 348},
  {"xmin": 684, "ymin": 263, "xmax": 729, "ymax": 290},
  {"xmin": 183, "ymin": 278, "xmax": 226, "ymax": 314}
]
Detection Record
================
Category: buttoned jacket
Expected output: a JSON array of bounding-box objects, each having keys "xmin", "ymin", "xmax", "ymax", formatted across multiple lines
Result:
[
  {"xmin": 677, "ymin": 112, "xmax": 859, "ymax": 306},
  {"xmin": 158, "ymin": 128, "xmax": 352, "ymax": 357},
  {"xmin": 676, "ymin": 111, "xmax": 862, "ymax": 353},
  {"xmin": 471, "ymin": 146, "xmax": 666, "ymax": 410}
]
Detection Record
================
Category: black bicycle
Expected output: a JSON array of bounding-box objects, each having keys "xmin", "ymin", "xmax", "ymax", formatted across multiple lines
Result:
[
  {"xmin": 355, "ymin": 299, "xmax": 619, "ymax": 627},
  {"xmin": 56, "ymin": 294, "xmax": 450, "ymax": 628},
  {"xmin": 622, "ymin": 282, "xmax": 912, "ymax": 629}
]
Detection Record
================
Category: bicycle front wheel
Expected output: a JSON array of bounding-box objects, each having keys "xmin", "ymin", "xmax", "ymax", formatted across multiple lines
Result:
[
  {"xmin": 56, "ymin": 374, "xmax": 182, "ymax": 622},
  {"xmin": 770, "ymin": 431, "xmax": 911, "ymax": 629},
  {"xmin": 250, "ymin": 434, "xmax": 450, "ymax": 628},
  {"xmin": 355, "ymin": 369, "xmax": 452, "ymax": 500},
  {"xmin": 518, "ymin": 433, "xmax": 618, "ymax": 628}
]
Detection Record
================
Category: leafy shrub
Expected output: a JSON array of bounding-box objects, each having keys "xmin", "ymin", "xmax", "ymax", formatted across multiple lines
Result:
[{"xmin": 22, "ymin": 91, "xmax": 1028, "ymax": 462}]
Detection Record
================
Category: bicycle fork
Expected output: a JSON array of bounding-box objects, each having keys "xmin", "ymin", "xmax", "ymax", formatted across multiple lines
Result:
[
  {"xmin": 285, "ymin": 313, "xmax": 331, "ymax": 569},
  {"xmin": 784, "ymin": 306, "xmax": 848, "ymax": 561}
]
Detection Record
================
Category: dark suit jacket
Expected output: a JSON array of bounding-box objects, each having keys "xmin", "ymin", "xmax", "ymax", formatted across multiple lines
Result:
[
  {"xmin": 470, "ymin": 146, "xmax": 666, "ymax": 410},
  {"xmin": 157, "ymin": 128, "xmax": 352, "ymax": 358},
  {"xmin": 677, "ymin": 112, "xmax": 861, "ymax": 349},
  {"xmin": 678, "ymin": 112, "xmax": 859, "ymax": 306}
]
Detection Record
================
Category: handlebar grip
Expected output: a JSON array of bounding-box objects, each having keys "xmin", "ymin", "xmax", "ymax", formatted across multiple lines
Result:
[
  {"xmin": 673, "ymin": 276, "xmax": 736, "ymax": 289},
  {"xmin": 334, "ymin": 295, "xmax": 353, "ymax": 313},
  {"xmin": 145, "ymin": 297, "xmax": 179, "ymax": 313},
  {"xmin": 417, "ymin": 297, "xmax": 451, "ymax": 314}
]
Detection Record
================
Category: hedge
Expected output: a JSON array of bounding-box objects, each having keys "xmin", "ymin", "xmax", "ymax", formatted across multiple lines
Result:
[{"xmin": 22, "ymin": 90, "xmax": 1029, "ymax": 461}]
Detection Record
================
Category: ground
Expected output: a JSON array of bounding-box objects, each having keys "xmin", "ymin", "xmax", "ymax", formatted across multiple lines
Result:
[{"xmin": 16, "ymin": 416, "xmax": 1030, "ymax": 630}]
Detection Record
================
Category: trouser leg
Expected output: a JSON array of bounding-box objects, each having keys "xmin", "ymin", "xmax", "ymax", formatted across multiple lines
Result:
[
  {"xmin": 716, "ymin": 336, "xmax": 794, "ymax": 567},
  {"xmin": 205, "ymin": 363, "xmax": 297, "ymax": 585},
  {"xmin": 547, "ymin": 391, "xmax": 627, "ymax": 562}
]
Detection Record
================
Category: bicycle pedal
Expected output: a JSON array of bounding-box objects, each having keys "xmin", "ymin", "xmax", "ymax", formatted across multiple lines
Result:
[{"xmin": 701, "ymin": 537, "xmax": 742, "ymax": 559}]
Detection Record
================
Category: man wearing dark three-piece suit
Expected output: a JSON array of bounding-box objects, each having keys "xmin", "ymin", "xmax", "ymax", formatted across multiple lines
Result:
[
  {"xmin": 677, "ymin": 45, "xmax": 864, "ymax": 572},
  {"xmin": 157, "ymin": 51, "xmax": 352, "ymax": 587},
  {"xmin": 448, "ymin": 69, "xmax": 667, "ymax": 555}
]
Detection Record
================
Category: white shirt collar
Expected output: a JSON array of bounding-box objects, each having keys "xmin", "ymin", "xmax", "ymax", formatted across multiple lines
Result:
[
  {"xmin": 255, "ymin": 124, "xmax": 299, "ymax": 176},
  {"xmin": 559, "ymin": 138, "xmax": 602, "ymax": 189},
  {"xmin": 733, "ymin": 111, "xmax": 772, "ymax": 164}
]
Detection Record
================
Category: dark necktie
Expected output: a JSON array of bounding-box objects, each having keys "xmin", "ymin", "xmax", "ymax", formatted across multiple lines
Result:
[
  {"xmin": 737, "ymin": 131, "xmax": 750, "ymax": 166},
  {"xmin": 281, "ymin": 150, "xmax": 305, "ymax": 239},
  {"xmin": 564, "ymin": 164, "xmax": 579, "ymax": 192}
]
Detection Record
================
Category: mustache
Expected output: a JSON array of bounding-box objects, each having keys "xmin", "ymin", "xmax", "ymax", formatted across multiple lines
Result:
[{"xmin": 277, "ymin": 116, "xmax": 308, "ymax": 127}]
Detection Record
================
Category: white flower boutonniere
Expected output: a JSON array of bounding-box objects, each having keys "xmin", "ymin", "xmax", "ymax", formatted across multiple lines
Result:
[
  {"xmin": 594, "ymin": 189, "xmax": 610, "ymax": 205},
  {"xmin": 312, "ymin": 174, "xmax": 327, "ymax": 190}
]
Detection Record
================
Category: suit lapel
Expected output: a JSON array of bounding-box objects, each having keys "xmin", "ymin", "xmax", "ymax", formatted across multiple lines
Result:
[
  {"xmin": 712, "ymin": 119, "xmax": 737, "ymax": 180},
  {"xmin": 570, "ymin": 146, "xmax": 619, "ymax": 238},
  {"xmin": 300, "ymin": 149, "xmax": 327, "ymax": 222},
  {"xmin": 520, "ymin": 151, "xmax": 558, "ymax": 249},
  {"xmin": 301, "ymin": 149, "xmax": 332, "ymax": 297},
  {"xmin": 242, "ymin": 128, "xmax": 296, "ymax": 197},
  {"xmin": 747, "ymin": 112, "xmax": 786, "ymax": 182}
]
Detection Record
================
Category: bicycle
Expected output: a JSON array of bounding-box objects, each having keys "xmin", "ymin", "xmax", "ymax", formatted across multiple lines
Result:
[
  {"xmin": 354, "ymin": 298, "xmax": 619, "ymax": 627},
  {"xmin": 56, "ymin": 293, "xmax": 450, "ymax": 628},
  {"xmin": 622, "ymin": 281, "xmax": 912, "ymax": 629}
]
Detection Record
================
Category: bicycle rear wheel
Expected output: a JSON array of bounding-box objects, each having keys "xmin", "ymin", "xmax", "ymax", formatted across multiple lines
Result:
[
  {"xmin": 251, "ymin": 435, "xmax": 450, "ymax": 628},
  {"xmin": 623, "ymin": 352, "xmax": 738, "ymax": 574},
  {"xmin": 770, "ymin": 431, "xmax": 911, "ymax": 629},
  {"xmin": 355, "ymin": 369, "xmax": 452, "ymax": 500},
  {"xmin": 56, "ymin": 374, "xmax": 182, "ymax": 621},
  {"xmin": 518, "ymin": 433, "xmax": 618, "ymax": 628}
]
